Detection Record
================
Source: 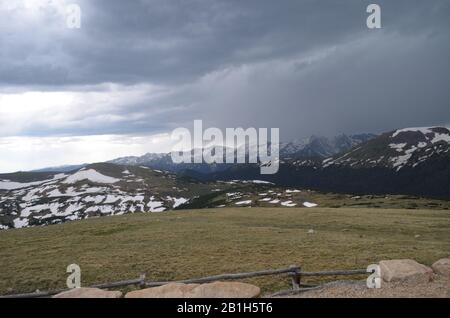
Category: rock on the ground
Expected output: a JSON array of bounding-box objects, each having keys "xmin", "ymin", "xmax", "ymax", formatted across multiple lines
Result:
[
  {"xmin": 432, "ymin": 259, "xmax": 450, "ymax": 276},
  {"xmin": 379, "ymin": 259, "xmax": 433, "ymax": 283},
  {"xmin": 189, "ymin": 282, "xmax": 261, "ymax": 298},
  {"xmin": 125, "ymin": 283, "xmax": 199, "ymax": 298},
  {"xmin": 53, "ymin": 287, "xmax": 122, "ymax": 298},
  {"xmin": 125, "ymin": 282, "xmax": 260, "ymax": 298}
]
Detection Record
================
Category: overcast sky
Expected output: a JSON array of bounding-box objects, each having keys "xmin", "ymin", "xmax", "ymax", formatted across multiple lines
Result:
[{"xmin": 0, "ymin": 0, "xmax": 449, "ymax": 172}]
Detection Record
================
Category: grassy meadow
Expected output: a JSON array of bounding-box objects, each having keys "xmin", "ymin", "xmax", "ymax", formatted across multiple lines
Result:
[{"xmin": 1, "ymin": 207, "xmax": 449, "ymax": 295}]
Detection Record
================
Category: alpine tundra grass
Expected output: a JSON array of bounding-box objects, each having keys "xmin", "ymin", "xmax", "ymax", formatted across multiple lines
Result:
[{"xmin": 1, "ymin": 207, "xmax": 449, "ymax": 295}]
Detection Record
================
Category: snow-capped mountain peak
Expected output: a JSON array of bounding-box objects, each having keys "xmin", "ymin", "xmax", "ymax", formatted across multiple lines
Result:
[{"xmin": 323, "ymin": 126, "xmax": 450, "ymax": 171}]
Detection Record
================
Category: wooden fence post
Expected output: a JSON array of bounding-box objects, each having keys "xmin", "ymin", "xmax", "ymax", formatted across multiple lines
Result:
[
  {"xmin": 289, "ymin": 265, "xmax": 301, "ymax": 290},
  {"xmin": 139, "ymin": 273, "xmax": 146, "ymax": 289}
]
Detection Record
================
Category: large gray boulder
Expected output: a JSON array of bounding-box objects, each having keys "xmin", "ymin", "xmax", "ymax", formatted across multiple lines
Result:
[
  {"xmin": 431, "ymin": 258, "xmax": 450, "ymax": 276},
  {"xmin": 53, "ymin": 287, "xmax": 122, "ymax": 298},
  {"xmin": 379, "ymin": 259, "xmax": 433, "ymax": 283},
  {"xmin": 125, "ymin": 281, "xmax": 260, "ymax": 298}
]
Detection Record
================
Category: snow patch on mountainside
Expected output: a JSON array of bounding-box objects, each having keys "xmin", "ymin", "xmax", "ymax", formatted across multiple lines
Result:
[
  {"xmin": 389, "ymin": 143, "xmax": 407, "ymax": 152},
  {"xmin": 235, "ymin": 200, "xmax": 252, "ymax": 205},
  {"xmin": 168, "ymin": 196, "xmax": 189, "ymax": 208},
  {"xmin": 281, "ymin": 200, "xmax": 297, "ymax": 207},
  {"xmin": 432, "ymin": 133, "xmax": 450, "ymax": 143},
  {"xmin": 392, "ymin": 127, "xmax": 434, "ymax": 137},
  {"xmin": 13, "ymin": 218, "xmax": 29, "ymax": 229},
  {"xmin": 147, "ymin": 198, "xmax": 166, "ymax": 212},
  {"xmin": 63, "ymin": 169, "xmax": 120, "ymax": 184}
]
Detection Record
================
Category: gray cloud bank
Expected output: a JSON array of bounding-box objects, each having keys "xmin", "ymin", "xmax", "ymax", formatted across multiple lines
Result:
[{"xmin": 1, "ymin": 0, "xmax": 450, "ymax": 141}]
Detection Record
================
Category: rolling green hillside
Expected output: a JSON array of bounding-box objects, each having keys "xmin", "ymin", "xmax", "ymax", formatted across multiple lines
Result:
[{"xmin": 1, "ymin": 207, "xmax": 449, "ymax": 295}]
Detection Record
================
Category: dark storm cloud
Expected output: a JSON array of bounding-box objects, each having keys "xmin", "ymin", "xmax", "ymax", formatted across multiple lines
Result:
[
  {"xmin": 2, "ymin": 0, "xmax": 446, "ymax": 86},
  {"xmin": 0, "ymin": 0, "xmax": 449, "ymax": 139}
]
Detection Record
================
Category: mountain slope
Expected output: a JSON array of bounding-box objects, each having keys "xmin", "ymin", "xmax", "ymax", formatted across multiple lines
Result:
[
  {"xmin": 207, "ymin": 127, "xmax": 450, "ymax": 198},
  {"xmin": 0, "ymin": 163, "xmax": 206, "ymax": 230},
  {"xmin": 280, "ymin": 133, "xmax": 375, "ymax": 158},
  {"xmin": 1, "ymin": 163, "xmax": 310, "ymax": 230},
  {"xmin": 323, "ymin": 127, "xmax": 450, "ymax": 171}
]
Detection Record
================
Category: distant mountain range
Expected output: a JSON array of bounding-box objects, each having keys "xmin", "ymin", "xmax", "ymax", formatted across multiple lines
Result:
[
  {"xmin": 1, "ymin": 126, "xmax": 449, "ymax": 230},
  {"xmin": 107, "ymin": 133, "xmax": 376, "ymax": 173},
  {"xmin": 25, "ymin": 127, "xmax": 450, "ymax": 198},
  {"xmin": 30, "ymin": 133, "xmax": 375, "ymax": 174}
]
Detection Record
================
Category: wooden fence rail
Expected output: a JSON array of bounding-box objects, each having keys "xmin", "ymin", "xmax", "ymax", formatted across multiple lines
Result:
[
  {"xmin": 145, "ymin": 266, "xmax": 300, "ymax": 287},
  {"xmin": 0, "ymin": 265, "xmax": 369, "ymax": 298}
]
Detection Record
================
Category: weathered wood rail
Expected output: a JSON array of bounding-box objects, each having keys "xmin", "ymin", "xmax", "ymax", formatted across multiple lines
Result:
[
  {"xmin": 145, "ymin": 266, "xmax": 300, "ymax": 287},
  {"xmin": 0, "ymin": 265, "xmax": 369, "ymax": 298}
]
